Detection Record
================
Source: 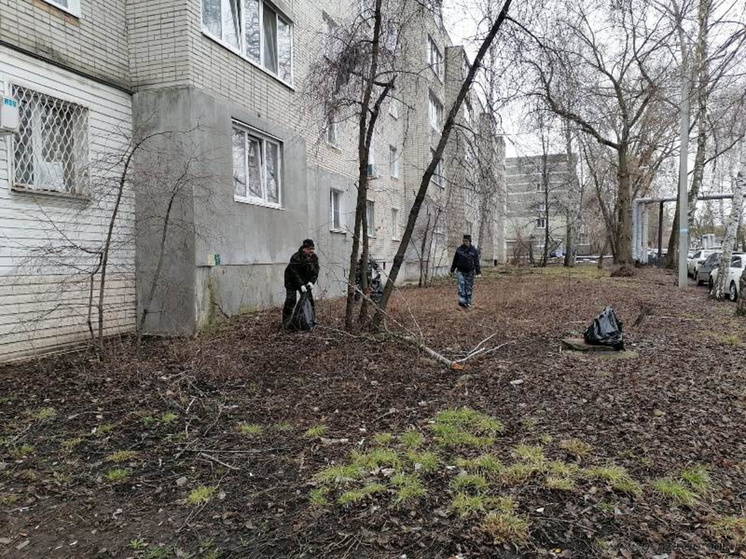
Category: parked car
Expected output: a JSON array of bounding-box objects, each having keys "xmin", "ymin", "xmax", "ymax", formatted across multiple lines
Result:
[
  {"xmin": 688, "ymin": 249, "xmax": 718, "ymax": 278},
  {"xmin": 708, "ymin": 254, "xmax": 746, "ymax": 301},
  {"xmin": 695, "ymin": 251, "xmax": 721, "ymax": 285}
]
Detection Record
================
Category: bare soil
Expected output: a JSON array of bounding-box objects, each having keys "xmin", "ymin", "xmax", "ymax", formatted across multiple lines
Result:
[{"xmin": 1, "ymin": 265, "xmax": 745, "ymax": 559}]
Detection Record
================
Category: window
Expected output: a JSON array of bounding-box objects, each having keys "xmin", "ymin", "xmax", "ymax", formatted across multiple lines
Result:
[
  {"xmin": 366, "ymin": 201, "xmax": 375, "ymax": 236},
  {"xmin": 326, "ymin": 112, "xmax": 338, "ymax": 146},
  {"xmin": 466, "ymin": 221, "xmax": 473, "ymax": 236},
  {"xmin": 232, "ymin": 122, "xmax": 282, "ymax": 207},
  {"xmin": 463, "ymin": 100, "xmax": 472, "ymax": 125},
  {"xmin": 465, "ymin": 186, "xmax": 476, "ymax": 208},
  {"xmin": 427, "ymin": 36, "xmax": 443, "ymax": 80},
  {"xmin": 536, "ymin": 202, "xmax": 546, "ymax": 229},
  {"xmin": 391, "ymin": 208, "xmax": 400, "ymax": 239},
  {"xmin": 389, "ymin": 145, "xmax": 399, "ymax": 178},
  {"xmin": 428, "ymin": 91, "xmax": 443, "ymax": 131},
  {"xmin": 330, "ymin": 189, "xmax": 343, "ymax": 231},
  {"xmin": 430, "ymin": 148, "xmax": 444, "ymax": 188},
  {"xmin": 43, "ymin": 0, "xmax": 81, "ymax": 17},
  {"xmin": 202, "ymin": 0, "xmax": 293, "ymax": 84},
  {"xmin": 323, "ymin": 14, "xmax": 339, "ymax": 59},
  {"xmin": 389, "ymin": 98, "xmax": 400, "ymax": 119},
  {"xmin": 536, "ymin": 182, "xmax": 543, "ymax": 192},
  {"xmin": 12, "ymin": 85, "xmax": 89, "ymax": 196}
]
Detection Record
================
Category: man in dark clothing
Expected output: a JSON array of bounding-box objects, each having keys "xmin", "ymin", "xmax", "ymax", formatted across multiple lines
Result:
[
  {"xmin": 354, "ymin": 257, "xmax": 383, "ymax": 304},
  {"xmin": 450, "ymin": 234, "xmax": 481, "ymax": 308},
  {"xmin": 283, "ymin": 239, "xmax": 320, "ymax": 328}
]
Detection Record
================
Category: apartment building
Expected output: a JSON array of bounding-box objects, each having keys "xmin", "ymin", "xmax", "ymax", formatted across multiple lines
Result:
[
  {"xmin": 505, "ymin": 154, "xmax": 588, "ymax": 261},
  {"xmin": 0, "ymin": 0, "xmax": 506, "ymax": 357}
]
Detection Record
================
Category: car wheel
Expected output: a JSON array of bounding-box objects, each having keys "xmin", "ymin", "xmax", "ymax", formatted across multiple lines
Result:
[{"xmin": 730, "ymin": 281, "xmax": 738, "ymax": 302}]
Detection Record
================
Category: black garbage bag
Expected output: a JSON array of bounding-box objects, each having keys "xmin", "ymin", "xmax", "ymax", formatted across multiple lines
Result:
[
  {"xmin": 289, "ymin": 291, "xmax": 316, "ymax": 331},
  {"xmin": 584, "ymin": 306, "xmax": 624, "ymax": 350}
]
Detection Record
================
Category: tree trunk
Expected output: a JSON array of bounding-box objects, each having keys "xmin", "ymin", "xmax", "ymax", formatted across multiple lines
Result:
[
  {"xmin": 616, "ymin": 145, "xmax": 632, "ymax": 266},
  {"xmin": 714, "ymin": 145, "xmax": 745, "ymax": 299}
]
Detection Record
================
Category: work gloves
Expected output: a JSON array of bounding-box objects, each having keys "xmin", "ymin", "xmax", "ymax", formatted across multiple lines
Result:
[{"xmin": 300, "ymin": 283, "xmax": 314, "ymax": 293}]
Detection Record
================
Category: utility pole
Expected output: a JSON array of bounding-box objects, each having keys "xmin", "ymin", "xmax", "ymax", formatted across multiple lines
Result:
[{"xmin": 675, "ymin": 0, "xmax": 690, "ymax": 288}]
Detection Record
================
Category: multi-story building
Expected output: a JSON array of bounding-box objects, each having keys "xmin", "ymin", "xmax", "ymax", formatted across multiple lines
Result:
[
  {"xmin": 0, "ymin": 0, "xmax": 505, "ymax": 359},
  {"xmin": 505, "ymin": 153, "xmax": 587, "ymax": 261}
]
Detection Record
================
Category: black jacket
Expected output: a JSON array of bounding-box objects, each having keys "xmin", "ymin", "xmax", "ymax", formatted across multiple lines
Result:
[
  {"xmin": 450, "ymin": 244, "xmax": 481, "ymax": 275},
  {"xmin": 284, "ymin": 250, "xmax": 320, "ymax": 290}
]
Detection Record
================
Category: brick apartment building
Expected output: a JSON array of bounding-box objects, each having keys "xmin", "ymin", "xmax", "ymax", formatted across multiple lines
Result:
[{"xmin": 0, "ymin": 0, "xmax": 505, "ymax": 359}]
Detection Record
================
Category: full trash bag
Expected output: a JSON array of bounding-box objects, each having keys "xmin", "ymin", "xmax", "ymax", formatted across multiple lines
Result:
[
  {"xmin": 583, "ymin": 306, "xmax": 624, "ymax": 350},
  {"xmin": 289, "ymin": 291, "xmax": 316, "ymax": 331}
]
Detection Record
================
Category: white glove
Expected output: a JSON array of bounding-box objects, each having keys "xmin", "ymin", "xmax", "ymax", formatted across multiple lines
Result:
[
  {"xmin": 306, "ymin": 282, "xmax": 313, "ymax": 291},
  {"xmin": 300, "ymin": 285, "xmax": 307, "ymax": 293}
]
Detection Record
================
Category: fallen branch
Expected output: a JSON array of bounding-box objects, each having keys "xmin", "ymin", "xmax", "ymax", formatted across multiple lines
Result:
[{"xmin": 199, "ymin": 452, "xmax": 241, "ymax": 471}]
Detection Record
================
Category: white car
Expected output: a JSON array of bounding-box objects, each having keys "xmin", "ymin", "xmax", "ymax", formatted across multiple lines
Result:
[
  {"xmin": 709, "ymin": 254, "xmax": 746, "ymax": 301},
  {"xmin": 688, "ymin": 249, "xmax": 718, "ymax": 278}
]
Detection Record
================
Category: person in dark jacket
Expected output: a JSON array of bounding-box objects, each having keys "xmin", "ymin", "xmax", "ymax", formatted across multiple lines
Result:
[
  {"xmin": 354, "ymin": 257, "xmax": 383, "ymax": 304},
  {"xmin": 450, "ymin": 234, "xmax": 481, "ymax": 308},
  {"xmin": 282, "ymin": 239, "xmax": 320, "ymax": 328}
]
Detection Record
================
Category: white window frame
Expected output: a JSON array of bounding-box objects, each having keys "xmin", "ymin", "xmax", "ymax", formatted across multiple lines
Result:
[
  {"xmin": 201, "ymin": 0, "xmax": 294, "ymax": 87},
  {"xmin": 389, "ymin": 145, "xmax": 399, "ymax": 179},
  {"xmin": 330, "ymin": 189, "xmax": 344, "ymax": 232},
  {"xmin": 536, "ymin": 202, "xmax": 546, "ymax": 229},
  {"xmin": 428, "ymin": 90, "xmax": 443, "ymax": 131},
  {"xmin": 43, "ymin": 0, "xmax": 81, "ymax": 17},
  {"xmin": 232, "ymin": 121, "xmax": 283, "ymax": 209},
  {"xmin": 366, "ymin": 200, "xmax": 375, "ymax": 237},
  {"xmin": 326, "ymin": 111, "xmax": 338, "ymax": 146},
  {"xmin": 389, "ymin": 98, "xmax": 400, "ymax": 119},
  {"xmin": 430, "ymin": 148, "xmax": 444, "ymax": 188},
  {"xmin": 427, "ymin": 35, "xmax": 443, "ymax": 81},
  {"xmin": 391, "ymin": 208, "xmax": 400, "ymax": 240},
  {"xmin": 323, "ymin": 14, "xmax": 339, "ymax": 59},
  {"xmin": 536, "ymin": 182, "xmax": 543, "ymax": 192}
]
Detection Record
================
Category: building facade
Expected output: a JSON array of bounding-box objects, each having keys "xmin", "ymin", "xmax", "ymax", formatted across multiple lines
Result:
[{"xmin": 0, "ymin": 0, "xmax": 506, "ymax": 358}]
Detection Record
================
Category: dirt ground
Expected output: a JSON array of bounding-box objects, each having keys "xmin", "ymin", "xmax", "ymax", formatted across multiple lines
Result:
[{"xmin": 1, "ymin": 265, "xmax": 746, "ymax": 559}]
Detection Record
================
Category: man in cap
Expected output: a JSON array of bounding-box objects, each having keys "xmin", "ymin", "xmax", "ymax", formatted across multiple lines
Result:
[
  {"xmin": 283, "ymin": 239, "xmax": 320, "ymax": 328},
  {"xmin": 449, "ymin": 234, "xmax": 481, "ymax": 308}
]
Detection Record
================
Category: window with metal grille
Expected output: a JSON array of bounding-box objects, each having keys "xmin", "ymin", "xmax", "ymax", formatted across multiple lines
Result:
[{"xmin": 12, "ymin": 86, "xmax": 89, "ymax": 196}]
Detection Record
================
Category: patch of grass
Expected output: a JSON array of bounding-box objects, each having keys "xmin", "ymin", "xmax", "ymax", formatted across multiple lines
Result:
[
  {"xmin": 352, "ymin": 449, "xmax": 400, "ymax": 470},
  {"xmin": 309, "ymin": 487, "xmax": 329, "ymax": 506},
  {"xmin": 539, "ymin": 434, "xmax": 554, "ymax": 444},
  {"xmin": 313, "ymin": 464, "xmax": 364, "ymax": 485},
  {"xmin": 9, "ymin": 445, "xmax": 34, "ymax": 458},
  {"xmin": 430, "ymin": 423, "xmax": 495, "ymax": 448},
  {"xmin": 480, "ymin": 511, "xmax": 530, "ymax": 546},
  {"xmin": 96, "ymin": 423, "xmax": 115, "ymax": 435},
  {"xmin": 392, "ymin": 474, "xmax": 425, "ymax": 504},
  {"xmin": 434, "ymin": 407, "xmax": 504, "ymax": 436},
  {"xmin": 450, "ymin": 492, "xmax": 489, "ymax": 517},
  {"xmin": 32, "ymin": 407, "xmax": 57, "ymax": 421},
  {"xmin": 187, "ymin": 485, "xmax": 216, "ymax": 506},
  {"xmin": 105, "ymin": 450, "xmax": 138, "ymax": 463},
  {"xmin": 61, "ymin": 437, "xmax": 84, "ymax": 451},
  {"xmin": 520, "ymin": 417, "xmax": 538, "ymax": 431},
  {"xmin": 273, "ymin": 421, "xmax": 293, "ymax": 431},
  {"xmin": 104, "ymin": 468, "xmax": 130, "ymax": 482},
  {"xmin": 548, "ymin": 461, "xmax": 580, "ymax": 477},
  {"xmin": 709, "ymin": 516, "xmax": 746, "ymax": 548},
  {"xmin": 304, "ymin": 424, "xmax": 328, "ymax": 439},
  {"xmin": 558, "ymin": 438, "xmax": 593, "ymax": 458},
  {"xmin": 680, "ymin": 465, "xmax": 711, "ymax": 493},
  {"xmin": 140, "ymin": 416, "xmax": 156, "ymax": 427},
  {"xmin": 652, "ymin": 478, "xmax": 699, "ymax": 506},
  {"xmin": 502, "ymin": 463, "xmax": 538, "ymax": 486},
  {"xmin": 400, "ymin": 429, "xmax": 424, "ymax": 450},
  {"xmin": 512, "ymin": 444, "xmax": 546, "ymax": 465},
  {"xmin": 585, "ymin": 466, "xmax": 641, "ymax": 496},
  {"xmin": 406, "ymin": 450, "xmax": 440, "ymax": 473},
  {"xmin": 456, "ymin": 453, "xmax": 504, "ymax": 475},
  {"xmin": 373, "ymin": 433, "xmax": 394, "ymax": 446},
  {"xmin": 546, "ymin": 477, "xmax": 576, "ymax": 491},
  {"xmin": 129, "ymin": 537, "xmax": 148, "ymax": 550},
  {"xmin": 160, "ymin": 411, "xmax": 178, "ymax": 424},
  {"xmin": 451, "ymin": 472, "xmax": 489, "ymax": 492},
  {"xmin": 144, "ymin": 548, "xmax": 170, "ymax": 559},
  {"xmin": 236, "ymin": 423, "xmax": 263, "ymax": 436},
  {"xmin": 0, "ymin": 493, "xmax": 20, "ymax": 506},
  {"xmin": 337, "ymin": 483, "xmax": 386, "ymax": 505}
]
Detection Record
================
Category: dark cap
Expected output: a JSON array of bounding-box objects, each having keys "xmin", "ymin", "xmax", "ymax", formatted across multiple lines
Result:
[
  {"xmin": 463, "ymin": 234, "xmax": 472, "ymax": 241},
  {"xmin": 302, "ymin": 238, "xmax": 315, "ymax": 248}
]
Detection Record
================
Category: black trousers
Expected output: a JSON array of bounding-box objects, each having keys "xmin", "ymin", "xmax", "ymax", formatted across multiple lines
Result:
[{"xmin": 282, "ymin": 288, "xmax": 315, "ymax": 328}]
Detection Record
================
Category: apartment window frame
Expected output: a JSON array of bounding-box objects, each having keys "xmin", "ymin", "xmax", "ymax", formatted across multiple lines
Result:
[
  {"xmin": 329, "ymin": 189, "xmax": 344, "ymax": 232},
  {"xmin": 11, "ymin": 84, "xmax": 90, "ymax": 198},
  {"xmin": 232, "ymin": 121, "xmax": 283, "ymax": 209},
  {"xmin": 389, "ymin": 145, "xmax": 399, "ymax": 179},
  {"xmin": 430, "ymin": 148, "xmax": 444, "ymax": 188},
  {"xmin": 389, "ymin": 98, "xmax": 400, "ymax": 119},
  {"xmin": 43, "ymin": 0, "xmax": 81, "ymax": 17},
  {"xmin": 326, "ymin": 111, "xmax": 338, "ymax": 146},
  {"xmin": 428, "ymin": 90, "xmax": 443, "ymax": 131},
  {"xmin": 322, "ymin": 13, "xmax": 339, "ymax": 59},
  {"xmin": 427, "ymin": 35, "xmax": 443, "ymax": 81},
  {"xmin": 536, "ymin": 202, "xmax": 547, "ymax": 229},
  {"xmin": 366, "ymin": 200, "xmax": 375, "ymax": 237},
  {"xmin": 201, "ymin": 0, "xmax": 294, "ymax": 87},
  {"xmin": 391, "ymin": 207, "xmax": 400, "ymax": 240}
]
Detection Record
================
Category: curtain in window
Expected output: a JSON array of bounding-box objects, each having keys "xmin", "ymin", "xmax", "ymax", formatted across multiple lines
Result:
[
  {"xmin": 232, "ymin": 129, "xmax": 247, "ymax": 198},
  {"xmin": 263, "ymin": 6, "xmax": 278, "ymax": 74},
  {"xmin": 265, "ymin": 142, "xmax": 279, "ymax": 203},
  {"xmin": 222, "ymin": 0, "xmax": 240, "ymax": 49},
  {"xmin": 247, "ymin": 137, "xmax": 263, "ymax": 198},
  {"xmin": 278, "ymin": 18, "xmax": 292, "ymax": 82},
  {"xmin": 244, "ymin": 0, "xmax": 261, "ymax": 62},
  {"xmin": 203, "ymin": 0, "xmax": 222, "ymax": 38}
]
